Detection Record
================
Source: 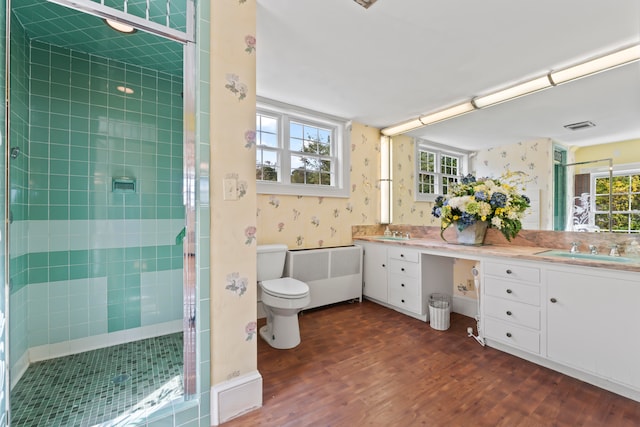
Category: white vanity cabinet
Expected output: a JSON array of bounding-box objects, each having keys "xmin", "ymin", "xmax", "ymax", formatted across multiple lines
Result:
[
  {"xmin": 387, "ymin": 246, "xmax": 422, "ymax": 316},
  {"xmin": 482, "ymin": 260, "xmax": 542, "ymax": 354},
  {"xmin": 356, "ymin": 241, "xmax": 454, "ymax": 322},
  {"xmin": 546, "ymin": 266, "xmax": 640, "ymax": 391},
  {"xmin": 357, "ymin": 242, "xmax": 388, "ymax": 303}
]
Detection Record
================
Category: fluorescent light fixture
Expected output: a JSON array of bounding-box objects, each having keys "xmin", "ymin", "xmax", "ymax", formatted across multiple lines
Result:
[
  {"xmin": 104, "ymin": 18, "xmax": 137, "ymax": 34},
  {"xmin": 472, "ymin": 76, "xmax": 552, "ymax": 108},
  {"xmin": 380, "ymin": 136, "xmax": 392, "ymax": 224},
  {"xmin": 550, "ymin": 44, "xmax": 640, "ymax": 85},
  {"xmin": 419, "ymin": 102, "xmax": 475, "ymax": 125},
  {"xmin": 117, "ymin": 85, "xmax": 134, "ymax": 94},
  {"xmin": 381, "ymin": 118, "xmax": 423, "ymax": 136}
]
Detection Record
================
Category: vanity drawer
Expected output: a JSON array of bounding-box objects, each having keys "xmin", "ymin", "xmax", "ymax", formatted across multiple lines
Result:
[
  {"xmin": 484, "ymin": 277, "xmax": 540, "ymax": 306},
  {"xmin": 484, "ymin": 317, "xmax": 540, "ymax": 354},
  {"xmin": 484, "ymin": 261, "xmax": 540, "ymax": 283},
  {"xmin": 484, "ymin": 295, "xmax": 540, "ymax": 330},
  {"xmin": 388, "ymin": 274, "xmax": 419, "ymax": 296},
  {"xmin": 388, "ymin": 288, "xmax": 421, "ymax": 313},
  {"xmin": 388, "ymin": 247, "xmax": 419, "ymax": 263},
  {"xmin": 387, "ymin": 259, "xmax": 419, "ymax": 277}
]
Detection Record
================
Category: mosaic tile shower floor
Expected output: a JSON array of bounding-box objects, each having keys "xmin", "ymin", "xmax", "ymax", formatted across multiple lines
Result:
[{"xmin": 10, "ymin": 333, "xmax": 184, "ymax": 426}]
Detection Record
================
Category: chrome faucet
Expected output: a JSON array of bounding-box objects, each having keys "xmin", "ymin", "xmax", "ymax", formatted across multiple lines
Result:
[
  {"xmin": 570, "ymin": 242, "xmax": 579, "ymax": 253},
  {"xmin": 609, "ymin": 244, "xmax": 620, "ymax": 257},
  {"xmin": 589, "ymin": 244, "xmax": 598, "ymax": 255}
]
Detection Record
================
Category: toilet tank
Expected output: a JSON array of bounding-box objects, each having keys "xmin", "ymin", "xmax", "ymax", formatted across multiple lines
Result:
[{"xmin": 257, "ymin": 244, "xmax": 288, "ymax": 282}]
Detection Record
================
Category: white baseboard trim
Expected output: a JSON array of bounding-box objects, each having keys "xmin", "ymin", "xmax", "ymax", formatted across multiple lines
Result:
[
  {"xmin": 452, "ymin": 295, "xmax": 477, "ymax": 319},
  {"xmin": 211, "ymin": 370, "xmax": 263, "ymax": 425},
  {"xmin": 29, "ymin": 319, "xmax": 182, "ymax": 363}
]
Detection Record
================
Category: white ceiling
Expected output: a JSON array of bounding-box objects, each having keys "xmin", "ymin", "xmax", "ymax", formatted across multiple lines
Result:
[{"xmin": 256, "ymin": 0, "xmax": 640, "ymax": 151}]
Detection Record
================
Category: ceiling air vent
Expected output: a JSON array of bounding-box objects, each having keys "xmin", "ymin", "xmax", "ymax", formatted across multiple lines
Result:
[
  {"xmin": 564, "ymin": 121, "xmax": 596, "ymax": 131},
  {"xmin": 354, "ymin": 0, "xmax": 378, "ymax": 9}
]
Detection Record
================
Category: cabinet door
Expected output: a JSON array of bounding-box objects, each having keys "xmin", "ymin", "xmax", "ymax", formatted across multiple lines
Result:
[
  {"xmin": 359, "ymin": 243, "xmax": 388, "ymax": 302},
  {"xmin": 547, "ymin": 269, "xmax": 640, "ymax": 389}
]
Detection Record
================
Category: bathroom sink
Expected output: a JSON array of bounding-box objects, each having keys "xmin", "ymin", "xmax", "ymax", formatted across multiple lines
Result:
[
  {"xmin": 535, "ymin": 249, "xmax": 637, "ymax": 264},
  {"xmin": 375, "ymin": 236, "xmax": 411, "ymax": 241}
]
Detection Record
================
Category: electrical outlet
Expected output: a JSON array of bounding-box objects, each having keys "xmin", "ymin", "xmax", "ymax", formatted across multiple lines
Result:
[{"xmin": 467, "ymin": 279, "xmax": 475, "ymax": 291}]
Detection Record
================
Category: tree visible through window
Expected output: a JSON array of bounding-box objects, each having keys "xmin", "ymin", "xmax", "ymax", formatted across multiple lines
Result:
[
  {"xmin": 593, "ymin": 171, "xmax": 640, "ymax": 232},
  {"xmin": 290, "ymin": 121, "xmax": 333, "ymax": 186}
]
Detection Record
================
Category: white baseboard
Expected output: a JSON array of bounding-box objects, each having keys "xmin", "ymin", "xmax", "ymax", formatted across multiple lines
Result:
[
  {"xmin": 29, "ymin": 320, "xmax": 182, "ymax": 363},
  {"xmin": 452, "ymin": 295, "xmax": 477, "ymax": 319},
  {"xmin": 211, "ymin": 370, "xmax": 263, "ymax": 425}
]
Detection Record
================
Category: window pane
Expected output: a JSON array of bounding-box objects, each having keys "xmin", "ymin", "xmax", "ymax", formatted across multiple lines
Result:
[
  {"xmin": 319, "ymin": 172, "xmax": 331, "ymax": 186},
  {"xmin": 291, "ymin": 155, "xmax": 305, "ymax": 170},
  {"xmin": 631, "ymin": 214, "xmax": 640, "ymax": 231},
  {"xmin": 611, "ymin": 176, "xmax": 629, "ymax": 193},
  {"xmin": 419, "ymin": 151, "xmax": 435, "ymax": 173},
  {"xmin": 290, "ymin": 137, "xmax": 303, "ymax": 152},
  {"xmin": 612, "ymin": 213, "xmax": 630, "ymax": 231},
  {"xmin": 263, "ymin": 150, "xmax": 277, "ymax": 166},
  {"xmin": 594, "ymin": 213, "xmax": 609, "ymax": 230},
  {"xmin": 595, "ymin": 177, "xmax": 610, "ymax": 194},
  {"xmin": 290, "ymin": 122, "xmax": 303, "ymax": 139},
  {"xmin": 611, "ymin": 194, "xmax": 629, "ymax": 211},
  {"xmin": 318, "ymin": 129, "xmax": 331, "ymax": 144},
  {"xmin": 260, "ymin": 115, "xmax": 278, "ymax": 134},
  {"xmin": 595, "ymin": 195, "xmax": 610, "ymax": 211},
  {"xmin": 443, "ymin": 176, "xmax": 457, "ymax": 195},
  {"xmin": 321, "ymin": 159, "xmax": 331, "ymax": 173},
  {"xmin": 418, "ymin": 173, "xmax": 434, "ymax": 194},
  {"xmin": 631, "ymin": 194, "xmax": 640, "ymax": 210},
  {"xmin": 258, "ymin": 132, "xmax": 277, "ymax": 147}
]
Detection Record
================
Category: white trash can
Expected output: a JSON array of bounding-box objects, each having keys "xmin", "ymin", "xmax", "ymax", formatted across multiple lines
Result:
[{"xmin": 429, "ymin": 293, "xmax": 451, "ymax": 331}]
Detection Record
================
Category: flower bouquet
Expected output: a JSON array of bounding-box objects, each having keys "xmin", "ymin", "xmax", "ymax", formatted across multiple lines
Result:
[{"xmin": 431, "ymin": 171, "xmax": 531, "ymax": 243}]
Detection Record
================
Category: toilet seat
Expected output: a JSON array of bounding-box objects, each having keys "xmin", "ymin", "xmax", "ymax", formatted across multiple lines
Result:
[{"xmin": 261, "ymin": 277, "xmax": 309, "ymax": 299}]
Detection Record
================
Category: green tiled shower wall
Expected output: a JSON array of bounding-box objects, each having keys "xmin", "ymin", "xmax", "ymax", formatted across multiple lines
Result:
[{"xmin": 9, "ymin": 15, "xmax": 185, "ymax": 376}]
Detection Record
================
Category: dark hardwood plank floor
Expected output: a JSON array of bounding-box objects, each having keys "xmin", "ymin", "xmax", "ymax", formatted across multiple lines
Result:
[{"xmin": 225, "ymin": 300, "xmax": 640, "ymax": 426}]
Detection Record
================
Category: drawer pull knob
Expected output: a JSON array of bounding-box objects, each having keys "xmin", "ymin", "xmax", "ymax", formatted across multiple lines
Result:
[
  {"xmin": 401, "ymin": 283, "xmax": 405, "ymax": 287},
  {"xmin": 506, "ymin": 332, "xmax": 512, "ymax": 338},
  {"xmin": 506, "ymin": 311, "xmax": 512, "ymax": 316},
  {"xmin": 400, "ymin": 254, "xmax": 405, "ymax": 258},
  {"xmin": 506, "ymin": 269, "xmax": 513, "ymax": 274},
  {"xmin": 401, "ymin": 267, "xmax": 405, "ymax": 272},
  {"xmin": 401, "ymin": 299, "xmax": 405, "ymax": 303},
  {"xmin": 550, "ymin": 298, "xmax": 557, "ymax": 303},
  {"xmin": 506, "ymin": 289, "xmax": 513, "ymax": 294},
  {"xmin": 382, "ymin": 264, "xmax": 386, "ymax": 268}
]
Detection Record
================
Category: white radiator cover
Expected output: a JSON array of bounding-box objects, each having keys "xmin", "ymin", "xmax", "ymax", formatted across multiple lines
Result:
[{"xmin": 284, "ymin": 245, "xmax": 363, "ymax": 310}]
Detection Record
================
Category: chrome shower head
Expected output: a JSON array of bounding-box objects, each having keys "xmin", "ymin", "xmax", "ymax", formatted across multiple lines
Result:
[{"xmin": 10, "ymin": 146, "xmax": 20, "ymax": 159}]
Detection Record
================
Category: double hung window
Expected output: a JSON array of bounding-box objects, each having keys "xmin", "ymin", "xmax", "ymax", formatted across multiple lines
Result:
[
  {"xmin": 256, "ymin": 100, "xmax": 349, "ymax": 197},
  {"xmin": 415, "ymin": 140, "xmax": 468, "ymax": 201}
]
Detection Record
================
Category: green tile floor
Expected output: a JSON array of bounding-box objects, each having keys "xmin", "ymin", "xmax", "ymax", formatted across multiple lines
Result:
[{"xmin": 11, "ymin": 333, "xmax": 184, "ymax": 426}]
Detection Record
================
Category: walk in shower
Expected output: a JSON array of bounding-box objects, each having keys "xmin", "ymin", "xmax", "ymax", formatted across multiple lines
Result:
[{"xmin": 5, "ymin": 0, "xmax": 198, "ymax": 424}]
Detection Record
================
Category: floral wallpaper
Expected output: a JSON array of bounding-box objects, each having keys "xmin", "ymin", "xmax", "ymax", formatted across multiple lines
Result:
[
  {"xmin": 210, "ymin": 0, "xmax": 257, "ymax": 384},
  {"xmin": 472, "ymin": 138, "xmax": 554, "ymax": 230},
  {"xmin": 392, "ymin": 134, "xmax": 440, "ymax": 226},
  {"xmin": 257, "ymin": 122, "xmax": 380, "ymax": 249}
]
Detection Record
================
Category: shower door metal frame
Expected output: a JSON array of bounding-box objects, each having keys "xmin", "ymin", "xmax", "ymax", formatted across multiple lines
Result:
[{"xmin": 2, "ymin": 0, "xmax": 10, "ymax": 424}]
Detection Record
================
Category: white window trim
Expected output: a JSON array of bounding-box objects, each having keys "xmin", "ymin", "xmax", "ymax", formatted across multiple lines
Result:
[
  {"xmin": 588, "ymin": 163, "xmax": 640, "ymax": 232},
  {"xmin": 256, "ymin": 97, "xmax": 351, "ymax": 198},
  {"xmin": 414, "ymin": 138, "xmax": 469, "ymax": 202}
]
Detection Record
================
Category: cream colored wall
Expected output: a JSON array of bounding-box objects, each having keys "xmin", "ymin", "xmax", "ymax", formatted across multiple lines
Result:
[
  {"xmin": 257, "ymin": 122, "xmax": 380, "ymax": 249},
  {"xmin": 210, "ymin": 1, "xmax": 258, "ymax": 384},
  {"xmin": 575, "ymin": 138, "xmax": 640, "ymax": 166},
  {"xmin": 472, "ymin": 138, "xmax": 554, "ymax": 230},
  {"xmin": 392, "ymin": 134, "xmax": 440, "ymax": 226}
]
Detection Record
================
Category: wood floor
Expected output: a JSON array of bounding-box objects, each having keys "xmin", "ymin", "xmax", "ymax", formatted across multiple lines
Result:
[{"xmin": 225, "ymin": 300, "xmax": 640, "ymax": 426}]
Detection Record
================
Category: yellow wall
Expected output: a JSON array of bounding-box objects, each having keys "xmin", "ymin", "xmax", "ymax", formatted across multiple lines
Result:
[
  {"xmin": 575, "ymin": 138, "xmax": 640, "ymax": 165},
  {"xmin": 257, "ymin": 122, "xmax": 380, "ymax": 249},
  {"xmin": 210, "ymin": 0, "xmax": 257, "ymax": 384},
  {"xmin": 391, "ymin": 134, "xmax": 440, "ymax": 226}
]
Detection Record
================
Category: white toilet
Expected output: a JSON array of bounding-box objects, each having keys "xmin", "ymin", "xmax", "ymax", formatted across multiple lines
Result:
[{"xmin": 257, "ymin": 244, "xmax": 310, "ymax": 349}]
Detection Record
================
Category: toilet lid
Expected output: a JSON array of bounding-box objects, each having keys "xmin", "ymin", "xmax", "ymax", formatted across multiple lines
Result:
[{"xmin": 261, "ymin": 277, "xmax": 309, "ymax": 298}]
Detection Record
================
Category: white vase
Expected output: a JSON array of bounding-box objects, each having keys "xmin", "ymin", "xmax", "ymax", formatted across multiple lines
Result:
[{"xmin": 455, "ymin": 221, "xmax": 488, "ymax": 245}]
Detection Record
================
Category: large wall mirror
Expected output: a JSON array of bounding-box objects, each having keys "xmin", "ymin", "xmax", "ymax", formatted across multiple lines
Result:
[{"xmin": 390, "ymin": 55, "xmax": 640, "ymax": 234}]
